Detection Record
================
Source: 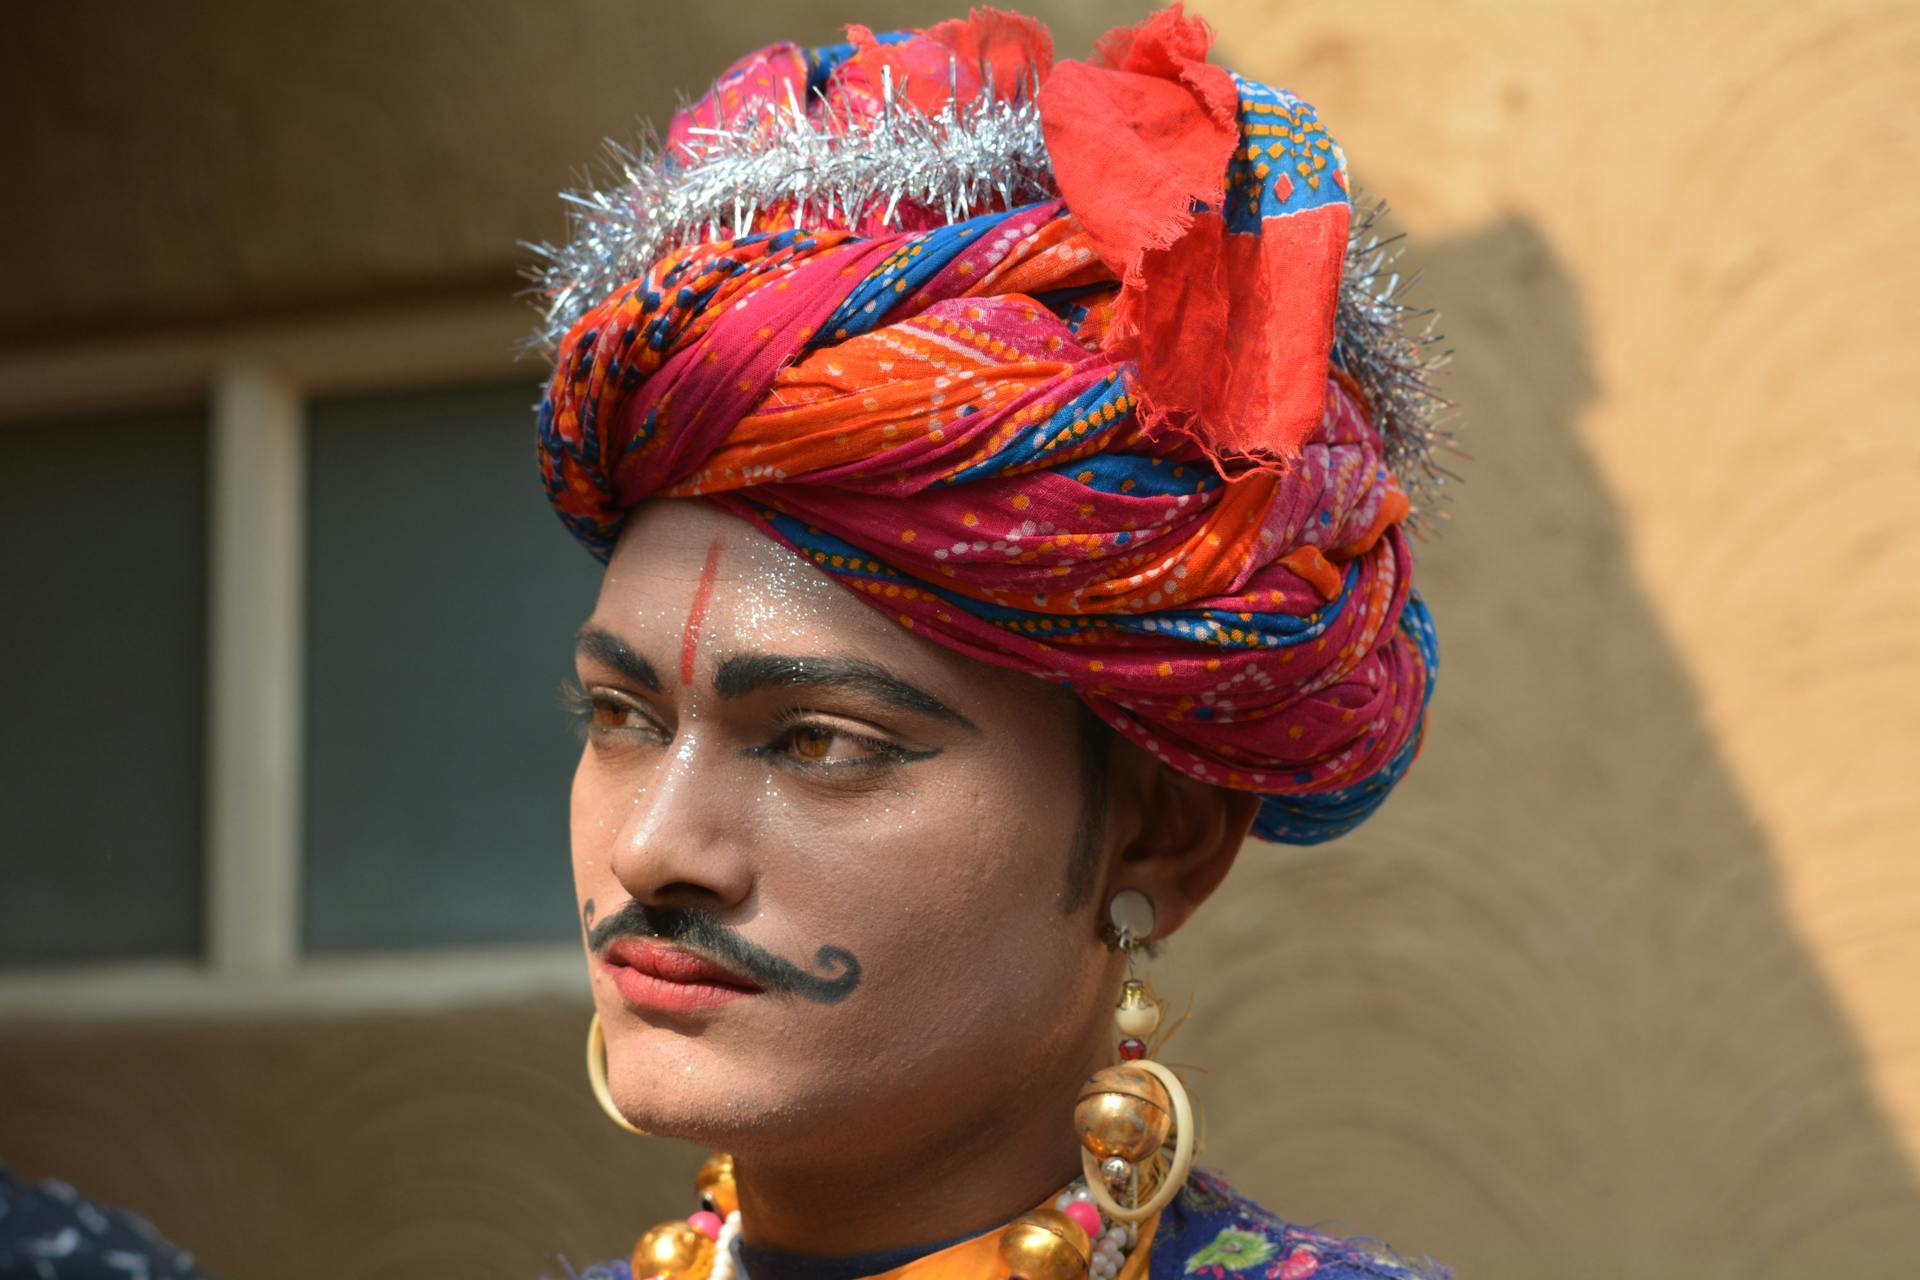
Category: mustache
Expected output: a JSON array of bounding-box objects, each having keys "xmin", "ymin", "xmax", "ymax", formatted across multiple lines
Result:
[{"xmin": 587, "ymin": 901, "xmax": 862, "ymax": 1005}]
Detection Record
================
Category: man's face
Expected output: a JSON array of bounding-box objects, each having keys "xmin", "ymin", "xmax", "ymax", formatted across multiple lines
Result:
[{"xmin": 571, "ymin": 500, "xmax": 1118, "ymax": 1161}]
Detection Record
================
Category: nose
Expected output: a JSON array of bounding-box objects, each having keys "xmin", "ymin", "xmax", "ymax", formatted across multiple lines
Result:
[{"xmin": 603, "ymin": 728, "xmax": 756, "ymax": 913}]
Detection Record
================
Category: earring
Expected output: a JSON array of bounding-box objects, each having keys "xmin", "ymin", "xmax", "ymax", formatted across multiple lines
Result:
[
  {"xmin": 586, "ymin": 1011, "xmax": 649, "ymax": 1136},
  {"xmin": 1074, "ymin": 890, "xmax": 1196, "ymax": 1222}
]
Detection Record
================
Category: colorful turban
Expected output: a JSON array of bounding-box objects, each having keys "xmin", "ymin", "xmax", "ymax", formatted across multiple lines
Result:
[{"xmin": 534, "ymin": 5, "xmax": 1442, "ymax": 844}]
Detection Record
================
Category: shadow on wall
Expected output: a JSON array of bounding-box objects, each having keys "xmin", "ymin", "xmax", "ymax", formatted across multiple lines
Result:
[{"xmin": 1167, "ymin": 212, "xmax": 1920, "ymax": 1279}]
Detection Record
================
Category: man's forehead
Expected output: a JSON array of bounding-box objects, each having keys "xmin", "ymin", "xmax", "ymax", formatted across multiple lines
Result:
[
  {"xmin": 607, "ymin": 504, "xmax": 819, "ymax": 587},
  {"xmin": 596, "ymin": 502, "xmax": 894, "ymax": 646}
]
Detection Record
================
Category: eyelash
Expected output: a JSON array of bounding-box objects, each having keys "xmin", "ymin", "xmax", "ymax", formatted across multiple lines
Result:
[{"xmin": 560, "ymin": 680, "xmax": 931, "ymax": 773}]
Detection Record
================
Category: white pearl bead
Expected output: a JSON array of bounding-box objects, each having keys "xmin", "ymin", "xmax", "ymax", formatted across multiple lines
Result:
[
  {"xmin": 1055, "ymin": 1193, "xmax": 1074, "ymax": 1211},
  {"xmin": 1114, "ymin": 1003, "xmax": 1162, "ymax": 1038},
  {"xmin": 1072, "ymin": 1187, "xmax": 1094, "ymax": 1202}
]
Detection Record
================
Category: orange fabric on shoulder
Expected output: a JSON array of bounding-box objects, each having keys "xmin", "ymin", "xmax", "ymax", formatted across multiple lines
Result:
[{"xmin": 863, "ymin": 1204, "xmax": 1160, "ymax": 1280}]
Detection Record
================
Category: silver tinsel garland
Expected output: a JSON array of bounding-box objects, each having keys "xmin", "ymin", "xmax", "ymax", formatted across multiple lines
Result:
[
  {"xmin": 526, "ymin": 68, "xmax": 1454, "ymax": 524},
  {"xmin": 1336, "ymin": 199, "xmax": 1458, "ymax": 531}
]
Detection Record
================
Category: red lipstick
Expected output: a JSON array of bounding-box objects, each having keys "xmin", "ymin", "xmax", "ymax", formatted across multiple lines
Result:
[{"xmin": 600, "ymin": 938, "xmax": 763, "ymax": 1012}]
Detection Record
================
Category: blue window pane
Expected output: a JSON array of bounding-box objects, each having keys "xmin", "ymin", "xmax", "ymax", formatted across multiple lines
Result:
[
  {"xmin": 0, "ymin": 405, "xmax": 207, "ymax": 965},
  {"xmin": 303, "ymin": 381, "xmax": 601, "ymax": 952}
]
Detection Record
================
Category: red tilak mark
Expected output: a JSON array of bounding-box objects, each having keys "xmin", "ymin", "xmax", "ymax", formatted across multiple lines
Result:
[{"xmin": 679, "ymin": 538, "xmax": 725, "ymax": 685}]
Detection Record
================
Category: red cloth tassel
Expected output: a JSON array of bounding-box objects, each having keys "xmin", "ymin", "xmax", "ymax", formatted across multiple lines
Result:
[{"xmin": 1038, "ymin": 4, "xmax": 1345, "ymax": 467}]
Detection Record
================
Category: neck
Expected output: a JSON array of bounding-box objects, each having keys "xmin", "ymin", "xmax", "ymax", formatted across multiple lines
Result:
[{"xmin": 731, "ymin": 1049, "xmax": 1097, "ymax": 1257}]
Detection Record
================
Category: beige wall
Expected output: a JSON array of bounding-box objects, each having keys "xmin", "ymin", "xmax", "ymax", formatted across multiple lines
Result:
[{"xmin": 3, "ymin": 2, "xmax": 1917, "ymax": 1277}]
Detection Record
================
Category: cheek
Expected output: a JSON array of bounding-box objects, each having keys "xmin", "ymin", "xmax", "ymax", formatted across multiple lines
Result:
[
  {"xmin": 794, "ymin": 748, "xmax": 1094, "ymax": 1045},
  {"xmin": 568, "ymin": 746, "xmax": 627, "ymax": 896}
]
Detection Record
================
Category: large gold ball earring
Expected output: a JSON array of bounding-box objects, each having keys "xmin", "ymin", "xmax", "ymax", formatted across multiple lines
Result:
[
  {"xmin": 1076, "ymin": 1064, "xmax": 1174, "ymax": 1163},
  {"xmin": 1077, "ymin": 1058, "xmax": 1193, "ymax": 1220},
  {"xmin": 586, "ymin": 1011, "xmax": 649, "ymax": 1136}
]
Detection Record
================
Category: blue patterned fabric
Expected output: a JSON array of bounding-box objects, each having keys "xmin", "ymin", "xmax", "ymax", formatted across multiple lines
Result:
[
  {"xmin": 1150, "ymin": 1170, "xmax": 1447, "ymax": 1280},
  {"xmin": 0, "ymin": 1166, "xmax": 208, "ymax": 1280}
]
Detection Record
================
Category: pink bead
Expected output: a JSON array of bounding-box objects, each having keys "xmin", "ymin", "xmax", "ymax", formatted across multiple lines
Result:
[
  {"xmin": 688, "ymin": 1211, "xmax": 724, "ymax": 1240},
  {"xmin": 1063, "ymin": 1200, "xmax": 1103, "ymax": 1240}
]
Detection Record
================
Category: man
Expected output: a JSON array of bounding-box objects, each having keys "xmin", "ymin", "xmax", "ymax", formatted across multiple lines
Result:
[{"xmin": 541, "ymin": 6, "xmax": 1446, "ymax": 1279}]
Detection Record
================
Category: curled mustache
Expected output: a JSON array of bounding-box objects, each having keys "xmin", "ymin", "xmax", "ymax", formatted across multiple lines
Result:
[{"xmin": 587, "ymin": 901, "xmax": 862, "ymax": 1005}]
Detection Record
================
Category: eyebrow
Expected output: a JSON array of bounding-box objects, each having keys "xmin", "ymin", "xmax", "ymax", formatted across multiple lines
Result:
[
  {"xmin": 712, "ymin": 653, "xmax": 980, "ymax": 733},
  {"xmin": 575, "ymin": 624, "xmax": 663, "ymax": 692}
]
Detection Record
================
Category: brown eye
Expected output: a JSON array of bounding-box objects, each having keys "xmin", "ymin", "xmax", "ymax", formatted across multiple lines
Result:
[
  {"xmin": 756, "ymin": 718, "xmax": 931, "ymax": 772},
  {"xmin": 788, "ymin": 725, "xmax": 836, "ymax": 760},
  {"xmin": 588, "ymin": 692, "xmax": 652, "ymax": 733}
]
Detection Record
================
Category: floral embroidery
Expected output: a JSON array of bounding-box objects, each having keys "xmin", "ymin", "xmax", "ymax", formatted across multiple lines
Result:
[
  {"xmin": 1270, "ymin": 1246, "xmax": 1321, "ymax": 1280},
  {"xmin": 1185, "ymin": 1226, "xmax": 1280, "ymax": 1273},
  {"xmin": 1151, "ymin": 1174, "xmax": 1450, "ymax": 1280}
]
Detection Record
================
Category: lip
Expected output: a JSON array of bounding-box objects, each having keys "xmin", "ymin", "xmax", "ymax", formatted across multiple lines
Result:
[{"xmin": 599, "ymin": 938, "xmax": 763, "ymax": 1012}]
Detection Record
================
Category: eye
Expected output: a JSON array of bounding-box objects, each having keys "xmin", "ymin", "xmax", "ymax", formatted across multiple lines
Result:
[
  {"xmin": 760, "ymin": 710, "xmax": 937, "ymax": 772},
  {"xmin": 775, "ymin": 723, "xmax": 882, "ymax": 764},
  {"xmin": 590, "ymin": 695, "xmax": 650, "ymax": 733},
  {"xmin": 562, "ymin": 680, "xmax": 666, "ymax": 743}
]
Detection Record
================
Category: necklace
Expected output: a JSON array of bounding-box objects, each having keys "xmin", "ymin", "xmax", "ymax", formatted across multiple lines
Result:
[{"xmin": 630, "ymin": 1153, "xmax": 1145, "ymax": 1280}]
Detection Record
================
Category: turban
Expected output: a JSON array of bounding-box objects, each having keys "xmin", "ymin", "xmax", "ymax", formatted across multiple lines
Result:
[{"xmin": 534, "ymin": 5, "xmax": 1444, "ymax": 844}]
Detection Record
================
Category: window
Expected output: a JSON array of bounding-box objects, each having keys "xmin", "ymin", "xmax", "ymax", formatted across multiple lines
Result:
[
  {"xmin": 302, "ymin": 381, "xmax": 599, "ymax": 951},
  {"xmin": 0, "ymin": 404, "xmax": 208, "ymax": 966},
  {"xmin": 0, "ymin": 312, "xmax": 605, "ymax": 1014}
]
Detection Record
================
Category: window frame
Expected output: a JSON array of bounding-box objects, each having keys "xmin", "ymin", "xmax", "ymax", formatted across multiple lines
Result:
[{"xmin": 0, "ymin": 300, "xmax": 584, "ymax": 1019}]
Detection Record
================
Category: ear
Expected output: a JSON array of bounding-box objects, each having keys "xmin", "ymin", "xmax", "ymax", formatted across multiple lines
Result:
[{"xmin": 1107, "ymin": 751, "xmax": 1262, "ymax": 942}]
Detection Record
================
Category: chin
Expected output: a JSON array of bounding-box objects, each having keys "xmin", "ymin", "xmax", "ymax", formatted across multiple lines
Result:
[
  {"xmin": 605, "ymin": 1025, "xmax": 837, "ymax": 1149},
  {"xmin": 612, "ymin": 1082, "xmax": 855, "ymax": 1161}
]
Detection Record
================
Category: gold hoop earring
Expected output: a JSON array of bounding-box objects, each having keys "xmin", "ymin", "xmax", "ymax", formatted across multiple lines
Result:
[{"xmin": 586, "ymin": 1011, "xmax": 648, "ymax": 1136}]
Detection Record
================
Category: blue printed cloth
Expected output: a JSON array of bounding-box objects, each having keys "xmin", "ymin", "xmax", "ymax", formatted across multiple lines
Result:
[{"xmin": 0, "ymin": 1165, "xmax": 208, "ymax": 1279}]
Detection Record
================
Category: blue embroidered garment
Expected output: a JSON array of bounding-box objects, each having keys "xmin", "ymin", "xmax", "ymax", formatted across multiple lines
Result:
[{"xmin": 1148, "ymin": 1170, "xmax": 1447, "ymax": 1280}]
